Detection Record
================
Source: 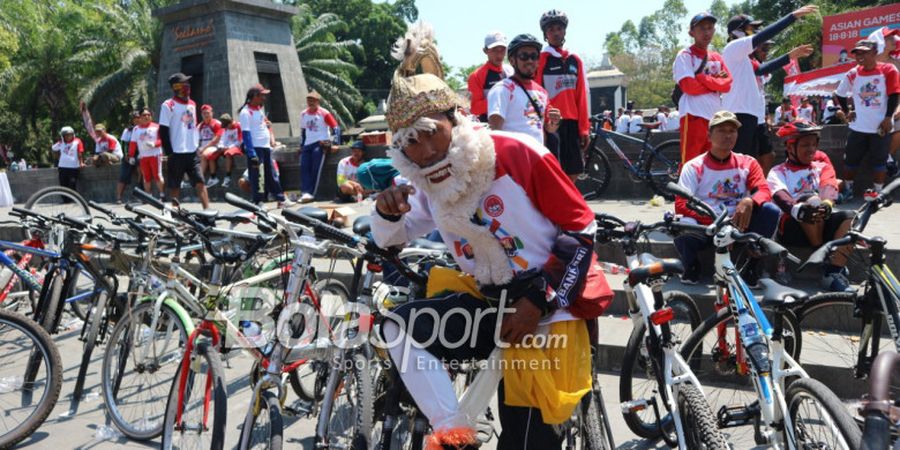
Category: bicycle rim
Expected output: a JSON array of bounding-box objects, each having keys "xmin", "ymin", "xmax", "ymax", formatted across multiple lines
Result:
[
  {"xmin": 575, "ymin": 148, "xmax": 611, "ymax": 200},
  {"xmin": 644, "ymin": 140, "xmax": 681, "ymax": 201},
  {"xmin": 680, "ymin": 307, "xmax": 800, "ymax": 444},
  {"xmin": 23, "ymin": 186, "xmax": 89, "ymax": 251},
  {"xmin": 0, "ymin": 310, "xmax": 62, "ymax": 448},
  {"xmin": 322, "ymin": 353, "xmax": 373, "ymax": 450},
  {"xmin": 102, "ymin": 302, "xmax": 187, "ymax": 440},
  {"xmin": 786, "ymin": 378, "xmax": 861, "ymax": 449},
  {"xmin": 238, "ymin": 390, "xmax": 283, "ymax": 450},
  {"xmin": 161, "ymin": 342, "xmax": 227, "ymax": 450}
]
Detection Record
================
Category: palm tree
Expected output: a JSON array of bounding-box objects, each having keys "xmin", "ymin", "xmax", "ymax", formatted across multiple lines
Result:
[
  {"xmin": 74, "ymin": 0, "xmax": 167, "ymax": 120},
  {"xmin": 294, "ymin": 11, "xmax": 364, "ymax": 127}
]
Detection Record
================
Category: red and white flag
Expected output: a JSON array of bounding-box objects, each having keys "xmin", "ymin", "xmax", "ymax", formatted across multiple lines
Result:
[{"xmin": 783, "ymin": 58, "xmax": 801, "ymax": 77}]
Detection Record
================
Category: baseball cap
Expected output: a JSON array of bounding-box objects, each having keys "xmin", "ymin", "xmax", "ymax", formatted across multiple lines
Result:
[
  {"xmin": 484, "ymin": 31, "xmax": 508, "ymax": 49},
  {"xmin": 851, "ymin": 39, "xmax": 877, "ymax": 54},
  {"xmin": 168, "ymin": 72, "xmax": 191, "ymax": 85},
  {"xmin": 350, "ymin": 140, "xmax": 366, "ymax": 151},
  {"xmin": 249, "ymin": 83, "xmax": 271, "ymax": 96},
  {"xmin": 708, "ymin": 111, "xmax": 741, "ymax": 130},
  {"xmin": 200, "ymin": 104, "xmax": 213, "ymax": 112},
  {"xmin": 94, "ymin": 123, "xmax": 106, "ymax": 132},
  {"xmin": 727, "ymin": 14, "xmax": 763, "ymax": 36},
  {"xmin": 60, "ymin": 126, "xmax": 75, "ymax": 135},
  {"xmin": 689, "ymin": 12, "xmax": 717, "ymax": 29}
]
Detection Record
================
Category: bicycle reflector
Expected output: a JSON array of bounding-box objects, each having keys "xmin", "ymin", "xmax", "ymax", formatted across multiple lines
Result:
[{"xmin": 650, "ymin": 307, "xmax": 675, "ymax": 325}]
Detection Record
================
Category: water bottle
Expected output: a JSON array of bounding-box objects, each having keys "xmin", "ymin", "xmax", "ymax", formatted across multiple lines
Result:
[
  {"xmin": 240, "ymin": 320, "xmax": 261, "ymax": 337},
  {"xmin": 737, "ymin": 309, "xmax": 770, "ymax": 374}
]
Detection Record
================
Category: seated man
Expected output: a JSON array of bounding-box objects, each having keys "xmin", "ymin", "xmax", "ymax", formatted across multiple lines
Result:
[
  {"xmin": 197, "ymin": 105, "xmax": 224, "ymax": 186},
  {"xmin": 336, "ymin": 140, "xmax": 368, "ymax": 202},
  {"xmin": 674, "ymin": 110, "xmax": 780, "ymax": 285},
  {"xmin": 209, "ymin": 113, "xmax": 243, "ymax": 188},
  {"xmin": 371, "ymin": 24, "xmax": 609, "ymax": 449},
  {"xmin": 770, "ymin": 120, "xmax": 855, "ymax": 292},
  {"xmin": 91, "ymin": 123, "xmax": 122, "ymax": 167}
]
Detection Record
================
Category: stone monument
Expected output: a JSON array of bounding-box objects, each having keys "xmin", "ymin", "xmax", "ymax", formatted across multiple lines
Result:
[{"xmin": 153, "ymin": 0, "xmax": 308, "ymax": 137}]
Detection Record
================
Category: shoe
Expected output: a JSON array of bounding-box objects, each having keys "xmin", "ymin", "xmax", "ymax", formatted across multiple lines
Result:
[
  {"xmin": 221, "ymin": 177, "xmax": 231, "ymax": 188},
  {"xmin": 821, "ymin": 269, "xmax": 855, "ymax": 293},
  {"xmin": 679, "ymin": 262, "xmax": 701, "ymax": 285},
  {"xmin": 887, "ymin": 159, "xmax": 898, "ymax": 180},
  {"xmin": 300, "ymin": 193, "xmax": 314, "ymax": 203},
  {"xmin": 278, "ymin": 199, "xmax": 296, "ymax": 208},
  {"xmin": 206, "ymin": 176, "xmax": 220, "ymax": 187},
  {"xmin": 741, "ymin": 260, "xmax": 761, "ymax": 289},
  {"xmin": 115, "ymin": 199, "xmax": 123, "ymax": 205}
]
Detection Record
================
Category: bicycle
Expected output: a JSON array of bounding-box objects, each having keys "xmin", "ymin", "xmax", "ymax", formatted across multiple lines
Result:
[
  {"xmin": 0, "ymin": 308, "xmax": 62, "ymax": 448},
  {"xmin": 859, "ymin": 350, "xmax": 899, "ymax": 450},
  {"xmin": 789, "ymin": 178, "xmax": 900, "ymax": 404},
  {"xmin": 668, "ymin": 182, "xmax": 861, "ymax": 449},
  {"xmin": 576, "ymin": 115, "xmax": 681, "ymax": 201},
  {"xmin": 594, "ymin": 212, "xmax": 726, "ymax": 449}
]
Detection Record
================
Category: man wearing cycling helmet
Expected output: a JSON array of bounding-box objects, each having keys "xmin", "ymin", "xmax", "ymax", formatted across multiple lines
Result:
[
  {"xmin": 536, "ymin": 10, "xmax": 590, "ymax": 182},
  {"xmin": 372, "ymin": 22, "xmax": 609, "ymax": 450},
  {"xmin": 768, "ymin": 120, "xmax": 856, "ymax": 292},
  {"xmin": 487, "ymin": 33, "xmax": 560, "ymax": 146}
]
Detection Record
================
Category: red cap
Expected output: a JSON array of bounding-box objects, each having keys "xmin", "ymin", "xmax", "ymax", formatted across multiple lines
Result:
[{"xmin": 200, "ymin": 104, "xmax": 213, "ymax": 112}]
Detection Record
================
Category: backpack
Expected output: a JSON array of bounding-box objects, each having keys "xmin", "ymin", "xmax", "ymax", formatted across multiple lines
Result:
[
  {"xmin": 357, "ymin": 158, "xmax": 401, "ymax": 192},
  {"xmin": 671, "ymin": 53, "xmax": 708, "ymax": 105}
]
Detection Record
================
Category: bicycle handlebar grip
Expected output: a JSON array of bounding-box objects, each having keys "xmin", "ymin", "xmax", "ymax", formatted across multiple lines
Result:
[
  {"xmin": 132, "ymin": 188, "xmax": 165, "ymax": 210},
  {"xmin": 224, "ymin": 192, "xmax": 261, "ymax": 214},
  {"xmin": 282, "ymin": 209, "xmax": 358, "ymax": 245},
  {"xmin": 88, "ymin": 200, "xmax": 115, "ymax": 218},
  {"xmin": 758, "ymin": 237, "xmax": 788, "ymax": 258},
  {"xmin": 61, "ymin": 214, "xmax": 90, "ymax": 230}
]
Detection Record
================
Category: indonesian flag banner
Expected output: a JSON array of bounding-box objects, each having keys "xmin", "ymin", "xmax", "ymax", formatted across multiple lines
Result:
[
  {"xmin": 783, "ymin": 62, "xmax": 855, "ymax": 97},
  {"xmin": 783, "ymin": 58, "xmax": 801, "ymax": 77}
]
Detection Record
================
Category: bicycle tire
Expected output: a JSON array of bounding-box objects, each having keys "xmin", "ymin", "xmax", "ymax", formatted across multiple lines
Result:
[
  {"xmin": 643, "ymin": 139, "xmax": 681, "ymax": 201},
  {"xmin": 238, "ymin": 390, "xmax": 283, "ymax": 450},
  {"xmin": 676, "ymin": 383, "xmax": 730, "ymax": 450},
  {"xmin": 161, "ymin": 341, "xmax": 227, "ymax": 450},
  {"xmin": 318, "ymin": 352, "xmax": 374, "ymax": 450},
  {"xmin": 579, "ymin": 387, "xmax": 611, "ymax": 450},
  {"xmin": 23, "ymin": 186, "xmax": 90, "ymax": 248},
  {"xmin": 102, "ymin": 301, "xmax": 189, "ymax": 440},
  {"xmin": 0, "ymin": 309, "xmax": 62, "ymax": 448},
  {"xmin": 785, "ymin": 378, "xmax": 861, "ymax": 449},
  {"xmin": 72, "ymin": 289, "xmax": 109, "ymax": 404},
  {"xmin": 679, "ymin": 306, "xmax": 801, "ymax": 443},
  {"xmin": 576, "ymin": 146, "xmax": 612, "ymax": 200},
  {"xmin": 618, "ymin": 291, "xmax": 700, "ymax": 438}
]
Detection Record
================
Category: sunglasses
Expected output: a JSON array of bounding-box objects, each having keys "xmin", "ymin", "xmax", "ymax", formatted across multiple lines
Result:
[{"xmin": 516, "ymin": 52, "xmax": 540, "ymax": 61}]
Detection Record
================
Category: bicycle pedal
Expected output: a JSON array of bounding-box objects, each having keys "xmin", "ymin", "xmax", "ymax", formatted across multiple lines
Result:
[
  {"xmin": 716, "ymin": 402, "xmax": 760, "ymax": 428},
  {"xmin": 284, "ymin": 399, "xmax": 313, "ymax": 417},
  {"xmin": 620, "ymin": 398, "xmax": 649, "ymax": 414}
]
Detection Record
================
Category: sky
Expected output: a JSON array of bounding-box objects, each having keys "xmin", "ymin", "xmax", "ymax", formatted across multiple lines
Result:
[{"xmin": 408, "ymin": 0, "xmax": 741, "ymax": 69}]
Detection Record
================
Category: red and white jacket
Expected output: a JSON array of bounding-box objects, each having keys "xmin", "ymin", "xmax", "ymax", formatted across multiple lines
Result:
[
  {"xmin": 675, "ymin": 152, "xmax": 771, "ymax": 225},
  {"xmin": 467, "ymin": 62, "xmax": 512, "ymax": 118},
  {"xmin": 372, "ymin": 132, "xmax": 601, "ymax": 320},
  {"xmin": 536, "ymin": 45, "xmax": 590, "ymax": 136},
  {"xmin": 673, "ymin": 45, "xmax": 732, "ymax": 120},
  {"xmin": 767, "ymin": 151, "xmax": 839, "ymax": 215}
]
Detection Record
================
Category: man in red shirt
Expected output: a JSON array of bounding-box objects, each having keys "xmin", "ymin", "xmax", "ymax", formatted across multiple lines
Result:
[
  {"xmin": 536, "ymin": 9, "xmax": 590, "ymax": 182},
  {"xmin": 467, "ymin": 31, "xmax": 512, "ymax": 123},
  {"xmin": 672, "ymin": 12, "xmax": 733, "ymax": 165}
]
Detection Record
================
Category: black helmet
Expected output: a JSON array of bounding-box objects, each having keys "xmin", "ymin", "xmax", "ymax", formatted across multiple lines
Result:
[
  {"xmin": 508, "ymin": 34, "xmax": 542, "ymax": 56},
  {"xmin": 540, "ymin": 10, "xmax": 568, "ymax": 32}
]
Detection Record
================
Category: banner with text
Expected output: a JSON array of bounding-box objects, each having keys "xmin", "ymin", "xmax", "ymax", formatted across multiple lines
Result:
[{"xmin": 822, "ymin": 4, "xmax": 900, "ymax": 67}]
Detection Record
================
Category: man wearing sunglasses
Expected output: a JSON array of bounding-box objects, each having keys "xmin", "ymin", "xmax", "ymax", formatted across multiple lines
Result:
[{"xmin": 488, "ymin": 34, "xmax": 560, "ymax": 146}]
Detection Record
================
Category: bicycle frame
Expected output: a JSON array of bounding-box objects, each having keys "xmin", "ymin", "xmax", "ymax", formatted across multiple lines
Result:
[{"xmin": 593, "ymin": 126, "xmax": 655, "ymax": 176}]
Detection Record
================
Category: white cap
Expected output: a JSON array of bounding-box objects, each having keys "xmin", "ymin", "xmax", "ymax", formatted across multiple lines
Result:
[
  {"xmin": 59, "ymin": 126, "xmax": 75, "ymax": 135},
  {"xmin": 484, "ymin": 31, "xmax": 507, "ymax": 49}
]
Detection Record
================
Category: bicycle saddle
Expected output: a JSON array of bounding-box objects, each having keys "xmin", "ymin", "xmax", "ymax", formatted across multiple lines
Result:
[
  {"xmin": 296, "ymin": 206, "xmax": 329, "ymax": 223},
  {"xmin": 627, "ymin": 255, "xmax": 684, "ymax": 287},
  {"xmin": 409, "ymin": 238, "xmax": 449, "ymax": 253},
  {"xmin": 219, "ymin": 211, "xmax": 253, "ymax": 225},
  {"xmin": 757, "ymin": 278, "xmax": 808, "ymax": 304},
  {"xmin": 188, "ymin": 209, "xmax": 220, "ymax": 226},
  {"xmin": 352, "ymin": 216, "xmax": 371, "ymax": 236}
]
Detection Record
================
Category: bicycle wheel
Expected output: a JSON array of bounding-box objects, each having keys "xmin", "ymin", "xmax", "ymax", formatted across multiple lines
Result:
[
  {"xmin": 679, "ymin": 306, "xmax": 801, "ymax": 443},
  {"xmin": 23, "ymin": 186, "xmax": 90, "ymax": 249},
  {"xmin": 319, "ymin": 352, "xmax": 374, "ymax": 450},
  {"xmin": 102, "ymin": 301, "xmax": 189, "ymax": 440},
  {"xmin": 785, "ymin": 378, "xmax": 861, "ymax": 449},
  {"xmin": 578, "ymin": 387, "xmax": 611, "ymax": 450},
  {"xmin": 676, "ymin": 383, "xmax": 730, "ymax": 449},
  {"xmin": 161, "ymin": 342, "xmax": 227, "ymax": 450},
  {"xmin": 575, "ymin": 146, "xmax": 612, "ymax": 200},
  {"xmin": 619, "ymin": 291, "xmax": 700, "ymax": 438},
  {"xmin": 238, "ymin": 390, "xmax": 283, "ymax": 450},
  {"xmin": 0, "ymin": 309, "xmax": 62, "ymax": 448},
  {"xmin": 794, "ymin": 292, "xmax": 898, "ymax": 398},
  {"xmin": 72, "ymin": 289, "xmax": 110, "ymax": 404},
  {"xmin": 643, "ymin": 139, "xmax": 681, "ymax": 201}
]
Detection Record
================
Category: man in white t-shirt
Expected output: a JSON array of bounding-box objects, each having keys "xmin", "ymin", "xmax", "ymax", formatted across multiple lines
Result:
[
  {"xmin": 158, "ymin": 72, "xmax": 209, "ymax": 208},
  {"xmin": 835, "ymin": 39, "xmax": 900, "ymax": 198},
  {"xmin": 797, "ymin": 97, "xmax": 815, "ymax": 122},
  {"xmin": 666, "ymin": 107, "xmax": 681, "ymax": 131},
  {"xmin": 90, "ymin": 123, "xmax": 122, "ymax": 167},
  {"xmin": 774, "ymin": 98, "xmax": 797, "ymax": 125},
  {"xmin": 629, "ymin": 110, "xmax": 644, "ymax": 133},
  {"xmin": 488, "ymin": 33, "xmax": 560, "ymax": 146},
  {"xmin": 655, "ymin": 106, "xmax": 668, "ymax": 131},
  {"xmin": 116, "ymin": 111, "xmax": 141, "ymax": 203},
  {"xmin": 337, "ymin": 141, "xmax": 368, "ymax": 202},
  {"xmin": 240, "ymin": 83, "xmax": 287, "ymax": 206},
  {"xmin": 51, "ymin": 126, "xmax": 83, "ymax": 191},
  {"xmin": 300, "ymin": 90, "xmax": 341, "ymax": 203},
  {"xmin": 615, "ymin": 109, "xmax": 631, "ymax": 133}
]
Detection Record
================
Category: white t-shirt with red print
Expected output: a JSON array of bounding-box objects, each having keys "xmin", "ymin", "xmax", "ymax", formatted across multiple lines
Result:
[
  {"xmin": 219, "ymin": 123, "xmax": 242, "ymax": 149},
  {"xmin": 722, "ymin": 36, "xmax": 764, "ymax": 118},
  {"xmin": 158, "ymin": 97, "xmax": 199, "ymax": 154},
  {"xmin": 336, "ymin": 156, "xmax": 360, "ymax": 186},
  {"xmin": 239, "ymin": 105, "xmax": 271, "ymax": 149},
  {"xmin": 675, "ymin": 152, "xmax": 772, "ymax": 225},
  {"xmin": 767, "ymin": 151, "xmax": 840, "ymax": 202},
  {"xmin": 775, "ymin": 106, "xmax": 797, "ymax": 123},
  {"xmin": 52, "ymin": 138, "xmax": 84, "ymax": 169},
  {"xmin": 487, "ymin": 78, "xmax": 550, "ymax": 144},
  {"xmin": 798, "ymin": 105, "xmax": 815, "ymax": 122},
  {"xmin": 836, "ymin": 62, "xmax": 900, "ymax": 134},
  {"xmin": 95, "ymin": 135, "xmax": 122, "ymax": 159},
  {"xmin": 673, "ymin": 47, "xmax": 728, "ymax": 120},
  {"xmin": 129, "ymin": 123, "xmax": 162, "ymax": 158},
  {"xmin": 300, "ymin": 107, "xmax": 338, "ymax": 145},
  {"xmin": 198, "ymin": 119, "xmax": 223, "ymax": 148}
]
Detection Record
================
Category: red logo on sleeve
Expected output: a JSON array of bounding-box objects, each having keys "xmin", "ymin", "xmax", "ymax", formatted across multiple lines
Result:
[{"xmin": 483, "ymin": 195, "xmax": 504, "ymax": 217}]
